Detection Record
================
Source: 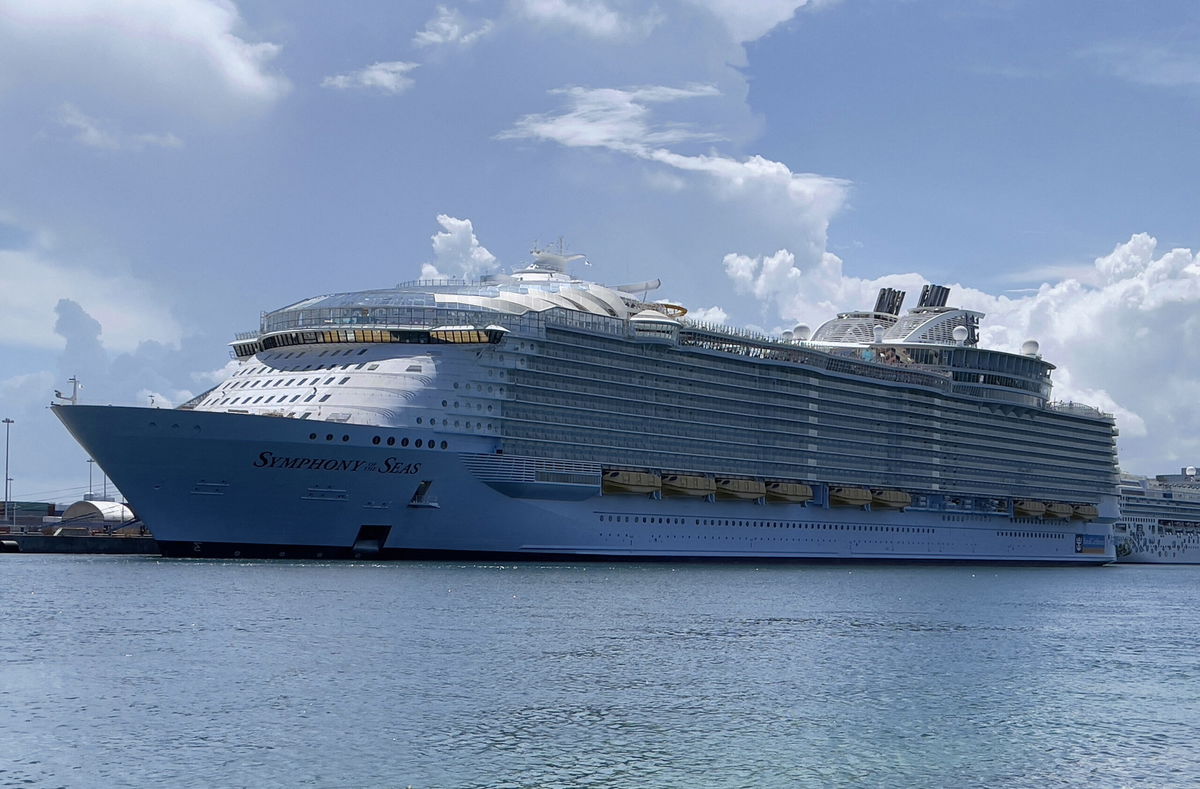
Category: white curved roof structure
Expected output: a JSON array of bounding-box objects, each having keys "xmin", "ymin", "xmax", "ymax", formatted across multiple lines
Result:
[{"xmin": 62, "ymin": 500, "xmax": 135, "ymax": 522}]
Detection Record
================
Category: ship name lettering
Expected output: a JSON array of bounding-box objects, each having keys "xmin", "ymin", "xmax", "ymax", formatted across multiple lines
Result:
[
  {"xmin": 380, "ymin": 458, "xmax": 422, "ymax": 475},
  {"xmin": 253, "ymin": 451, "xmax": 372, "ymax": 473}
]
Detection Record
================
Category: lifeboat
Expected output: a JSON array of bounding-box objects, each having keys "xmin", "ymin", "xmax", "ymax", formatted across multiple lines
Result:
[
  {"xmin": 765, "ymin": 481, "xmax": 814, "ymax": 503},
  {"xmin": 661, "ymin": 474, "xmax": 716, "ymax": 497},
  {"xmin": 1043, "ymin": 501, "xmax": 1073, "ymax": 520},
  {"xmin": 871, "ymin": 489, "xmax": 912, "ymax": 510},
  {"xmin": 601, "ymin": 469, "xmax": 661, "ymax": 495},
  {"xmin": 716, "ymin": 477, "xmax": 766, "ymax": 500},
  {"xmin": 1072, "ymin": 503, "xmax": 1099, "ymax": 521},
  {"xmin": 829, "ymin": 486, "xmax": 872, "ymax": 508},
  {"xmin": 1014, "ymin": 500, "xmax": 1046, "ymax": 517}
]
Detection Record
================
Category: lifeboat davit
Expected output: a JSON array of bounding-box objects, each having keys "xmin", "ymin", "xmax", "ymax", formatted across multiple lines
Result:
[
  {"xmin": 829, "ymin": 486, "xmax": 872, "ymax": 508},
  {"xmin": 871, "ymin": 489, "xmax": 912, "ymax": 510},
  {"xmin": 716, "ymin": 477, "xmax": 766, "ymax": 500},
  {"xmin": 1043, "ymin": 501, "xmax": 1073, "ymax": 520},
  {"xmin": 1072, "ymin": 503, "xmax": 1099, "ymax": 521},
  {"xmin": 661, "ymin": 474, "xmax": 716, "ymax": 497},
  {"xmin": 1014, "ymin": 500, "xmax": 1046, "ymax": 517},
  {"xmin": 765, "ymin": 481, "xmax": 814, "ymax": 503},
  {"xmin": 601, "ymin": 470, "xmax": 661, "ymax": 494}
]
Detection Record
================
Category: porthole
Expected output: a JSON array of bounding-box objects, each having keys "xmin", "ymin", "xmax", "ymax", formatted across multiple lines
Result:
[
  {"xmin": 416, "ymin": 417, "xmax": 423, "ymax": 424},
  {"xmin": 372, "ymin": 436, "xmax": 380, "ymax": 445},
  {"xmin": 440, "ymin": 441, "xmax": 448, "ymax": 449},
  {"xmin": 309, "ymin": 432, "xmax": 317, "ymax": 440},
  {"xmin": 401, "ymin": 438, "xmax": 409, "ymax": 447},
  {"xmin": 386, "ymin": 437, "xmax": 395, "ymax": 446},
  {"xmin": 415, "ymin": 439, "xmax": 423, "ymax": 448},
  {"xmin": 341, "ymin": 435, "xmax": 349, "ymax": 442},
  {"xmin": 441, "ymin": 400, "xmax": 448, "ymax": 407},
  {"xmin": 325, "ymin": 434, "xmax": 333, "ymax": 441}
]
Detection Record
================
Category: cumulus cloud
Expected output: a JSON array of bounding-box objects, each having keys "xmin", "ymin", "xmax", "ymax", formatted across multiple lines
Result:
[
  {"xmin": 58, "ymin": 103, "xmax": 183, "ymax": 151},
  {"xmin": 722, "ymin": 233, "xmax": 1200, "ymax": 471},
  {"xmin": 0, "ymin": 236, "xmax": 183, "ymax": 353},
  {"xmin": 501, "ymin": 83, "xmax": 850, "ymax": 282},
  {"xmin": 414, "ymin": 5, "xmax": 494, "ymax": 48},
  {"xmin": 420, "ymin": 214, "xmax": 498, "ymax": 279},
  {"xmin": 0, "ymin": 0, "xmax": 289, "ymax": 115},
  {"xmin": 686, "ymin": 305, "xmax": 729, "ymax": 324},
  {"xmin": 686, "ymin": 0, "xmax": 832, "ymax": 44},
  {"xmin": 512, "ymin": 0, "xmax": 663, "ymax": 40},
  {"xmin": 321, "ymin": 61, "xmax": 420, "ymax": 94}
]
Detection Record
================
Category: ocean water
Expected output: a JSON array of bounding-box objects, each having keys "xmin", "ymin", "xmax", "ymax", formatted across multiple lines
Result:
[{"xmin": 1, "ymin": 557, "xmax": 1198, "ymax": 788}]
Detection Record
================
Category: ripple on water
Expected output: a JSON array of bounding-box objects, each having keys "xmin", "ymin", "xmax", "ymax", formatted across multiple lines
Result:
[{"xmin": 1, "ymin": 558, "xmax": 1199, "ymax": 787}]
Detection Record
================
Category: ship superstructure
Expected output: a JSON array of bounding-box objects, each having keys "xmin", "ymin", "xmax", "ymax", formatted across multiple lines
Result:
[
  {"xmin": 55, "ymin": 251, "xmax": 1119, "ymax": 562},
  {"xmin": 1115, "ymin": 468, "xmax": 1200, "ymax": 563}
]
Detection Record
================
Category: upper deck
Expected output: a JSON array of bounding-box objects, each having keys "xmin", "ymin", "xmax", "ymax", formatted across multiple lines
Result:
[{"xmin": 225, "ymin": 260, "xmax": 1107, "ymax": 420}]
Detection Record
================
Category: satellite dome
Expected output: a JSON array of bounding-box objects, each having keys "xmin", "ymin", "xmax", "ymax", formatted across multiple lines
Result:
[
  {"xmin": 872, "ymin": 325, "xmax": 886, "ymax": 343},
  {"xmin": 1021, "ymin": 339, "xmax": 1040, "ymax": 356},
  {"xmin": 952, "ymin": 325, "xmax": 969, "ymax": 344},
  {"xmin": 1188, "ymin": 465, "xmax": 1197, "ymax": 478},
  {"xmin": 793, "ymin": 324, "xmax": 811, "ymax": 341},
  {"xmin": 781, "ymin": 330, "xmax": 794, "ymax": 341}
]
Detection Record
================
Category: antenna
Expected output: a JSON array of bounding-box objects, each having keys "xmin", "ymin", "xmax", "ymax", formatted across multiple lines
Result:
[{"xmin": 53, "ymin": 376, "xmax": 82, "ymax": 405}]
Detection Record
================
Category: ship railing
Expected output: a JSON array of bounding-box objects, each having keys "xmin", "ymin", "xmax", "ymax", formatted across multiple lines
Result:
[
  {"xmin": 234, "ymin": 329, "xmax": 259, "ymax": 341},
  {"xmin": 1048, "ymin": 401, "xmax": 1114, "ymax": 420},
  {"xmin": 677, "ymin": 328, "xmax": 953, "ymax": 390}
]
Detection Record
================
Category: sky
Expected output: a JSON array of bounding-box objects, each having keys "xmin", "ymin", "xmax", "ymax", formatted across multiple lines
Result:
[{"xmin": 1, "ymin": 0, "xmax": 1199, "ymax": 504}]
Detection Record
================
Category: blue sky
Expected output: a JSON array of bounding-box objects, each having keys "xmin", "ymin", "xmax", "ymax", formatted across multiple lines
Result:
[{"xmin": 1, "ymin": 0, "xmax": 1198, "ymax": 503}]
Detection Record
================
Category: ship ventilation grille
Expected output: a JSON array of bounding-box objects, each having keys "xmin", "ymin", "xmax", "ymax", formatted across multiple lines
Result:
[{"xmin": 461, "ymin": 454, "xmax": 600, "ymax": 483}]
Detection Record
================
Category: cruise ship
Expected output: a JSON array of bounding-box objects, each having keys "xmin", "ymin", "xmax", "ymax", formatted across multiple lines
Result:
[
  {"xmin": 54, "ymin": 251, "xmax": 1119, "ymax": 562},
  {"xmin": 1115, "ymin": 468, "xmax": 1200, "ymax": 563}
]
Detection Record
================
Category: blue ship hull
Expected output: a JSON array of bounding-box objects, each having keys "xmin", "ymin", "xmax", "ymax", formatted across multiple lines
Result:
[{"xmin": 55, "ymin": 404, "xmax": 1116, "ymax": 564}]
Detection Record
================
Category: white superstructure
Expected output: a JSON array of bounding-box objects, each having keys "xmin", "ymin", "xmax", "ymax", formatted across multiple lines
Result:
[{"xmin": 1115, "ymin": 468, "xmax": 1200, "ymax": 563}]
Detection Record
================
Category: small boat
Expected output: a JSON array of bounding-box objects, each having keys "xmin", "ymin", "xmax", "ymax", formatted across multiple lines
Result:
[
  {"xmin": 601, "ymin": 469, "xmax": 661, "ymax": 494},
  {"xmin": 1043, "ymin": 501, "xmax": 1073, "ymax": 520},
  {"xmin": 765, "ymin": 481, "xmax": 814, "ymax": 503},
  {"xmin": 1072, "ymin": 503, "xmax": 1099, "ymax": 521},
  {"xmin": 829, "ymin": 486, "xmax": 872, "ymax": 508},
  {"xmin": 871, "ymin": 489, "xmax": 911, "ymax": 509},
  {"xmin": 661, "ymin": 474, "xmax": 716, "ymax": 497},
  {"xmin": 1014, "ymin": 500, "xmax": 1046, "ymax": 517},
  {"xmin": 715, "ymin": 477, "xmax": 766, "ymax": 500}
]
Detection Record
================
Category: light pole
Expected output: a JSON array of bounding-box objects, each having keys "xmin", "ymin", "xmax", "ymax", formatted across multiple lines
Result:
[
  {"xmin": 2, "ymin": 418, "xmax": 13, "ymax": 527},
  {"xmin": 87, "ymin": 458, "xmax": 95, "ymax": 498}
]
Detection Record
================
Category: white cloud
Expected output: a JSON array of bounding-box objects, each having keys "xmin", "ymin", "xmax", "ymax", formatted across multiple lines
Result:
[
  {"xmin": 420, "ymin": 214, "xmax": 498, "ymax": 279},
  {"xmin": 720, "ymin": 233, "xmax": 1200, "ymax": 471},
  {"xmin": 501, "ymin": 84, "xmax": 723, "ymax": 150},
  {"xmin": 58, "ymin": 103, "xmax": 183, "ymax": 151},
  {"xmin": 686, "ymin": 305, "xmax": 729, "ymax": 324},
  {"xmin": 512, "ymin": 0, "xmax": 663, "ymax": 40},
  {"xmin": 321, "ymin": 61, "xmax": 420, "ymax": 95},
  {"xmin": 686, "ymin": 0, "xmax": 831, "ymax": 44},
  {"xmin": 502, "ymin": 83, "xmax": 850, "ymax": 283},
  {"xmin": 414, "ymin": 5, "xmax": 494, "ymax": 48},
  {"xmin": 195, "ymin": 360, "xmax": 241, "ymax": 388},
  {"xmin": 0, "ymin": 242, "xmax": 183, "ymax": 353},
  {"xmin": 0, "ymin": 0, "xmax": 289, "ymax": 114},
  {"xmin": 1085, "ymin": 41, "xmax": 1200, "ymax": 89}
]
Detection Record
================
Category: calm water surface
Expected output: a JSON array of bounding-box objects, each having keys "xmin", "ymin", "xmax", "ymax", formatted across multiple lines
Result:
[{"xmin": 1, "ymin": 557, "xmax": 1198, "ymax": 788}]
